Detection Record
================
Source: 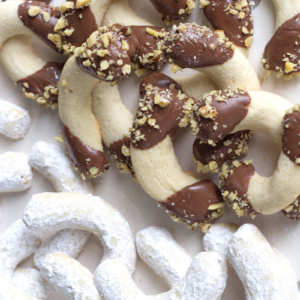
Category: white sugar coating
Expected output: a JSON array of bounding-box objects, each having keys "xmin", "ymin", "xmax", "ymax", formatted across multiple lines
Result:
[
  {"xmin": 0, "ymin": 220, "xmax": 42, "ymax": 299},
  {"xmin": 34, "ymin": 228, "xmax": 90, "ymax": 270},
  {"xmin": 23, "ymin": 192, "xmax": 136, "ymax": 273},
  {"xmin": 39, "ymin": 252, "xmax": 101, "ymax": 300},
  {"xmin": 0, "ymin": 281, "xmax": 41, "ymax": 300},
  {"xmin": 0, "ymin": 151, "xmax": 33, "ymax": 192},
  {"xmin": 136, "ymin": 226, "xmax": 192, "ymax": 287},
  {"xmin": 229, "ymin": 224, "xmax": 298, "ymax": 300},
  {"xmin": 12, "ymin": 268, "xmax": 54, "ymax": 299},
  {"xmin": 0, "ymin": 219, "xmax": 41, "ymax": 277},
  {"xmin": 203, "ymin": 223, "xmax": 238, "ymax": 257},
  {"xmin": 173, "ymin": 252, "xmax": 227, "ymax": 300},
  {"xmin": 95, "ymin": 259, "xmax": 146, "ymax": 300},
  {"xmin": 0, "ymin": 99, "xmax": 31, "ymax": 139},
  {"xmin": 29, "ymin": 141, "xmax": 93, "ymax": 193},
  {"xmin": 95, "ymin": 253, "xmax": 227, "ymax": 300}
]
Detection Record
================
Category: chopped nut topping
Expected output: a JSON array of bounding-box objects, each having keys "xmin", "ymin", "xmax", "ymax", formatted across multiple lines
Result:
[{"xmin": 28, "ymin": 6, "xmax": 41, "ymax": 17}]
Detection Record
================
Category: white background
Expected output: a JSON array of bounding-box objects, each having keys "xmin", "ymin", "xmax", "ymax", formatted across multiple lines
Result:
[{"xmin": 1, "ymin": 0, "xmax": 300, "ymax": 299}]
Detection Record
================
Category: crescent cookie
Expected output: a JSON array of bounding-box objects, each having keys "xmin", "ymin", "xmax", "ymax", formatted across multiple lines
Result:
[
  {"xmin": 190, "ymin": 88, "xmax": 300, "ymax": 218},
  {"xmin": 130, "ymin": 72, "xmax": 224, "ymax": 230}
]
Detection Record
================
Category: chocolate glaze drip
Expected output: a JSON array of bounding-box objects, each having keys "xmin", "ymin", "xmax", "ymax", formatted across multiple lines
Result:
[
  {"xmin": 282, "ymin": 108, "xmax": 300, "ymax": 165},
  {"xmin": 131, "ymin": 72, "xmax": 187, "ymax": 149},
  {"xmin": 192, "ymin": 89, "xmax": 250, "ymax": 143},
  {"xmin": 17, "ymin": 62, "xmax": 63, "ymax": 104},
  {"xmin": 222, "ymin": 163, "xmax": 257, "ymax": 215},
  {"xmin": 163, "ymin": 23, "xmax": 234, "ymax": 68},
  {"xmin": 263, "ymin": 13, "xmax": 300, "ymax": 74},
  {"xmin": 62, "ymin": 124, "xmax": 109, "ymax": 177},
  {"xmin": 18, "ymin": 1, "xmax": 60, "ymax": 51},
  {"xmin": 108, "ymin": 137, "xmax": 133, "ymax": 173},
  {"xmin": 193, "ymin": 130, "xmax": 251, "ymax": 166},
  {"xmin": 77, "ymin": 24, "xmax": 167, "ymax": 82},
  {"xmin": 150, "ymin": 0, "xmax": 190, "ymax": 21},
  {"xmin": 160, "ymin": 180, "xmax": 223, "ymax": 223},
  {"xmin": 61, "ymin": 1, "xmax": 97, "ymax": 48},
  {"xmin": 203, "ymin": 0, "xmax": 253, "ymax": 48}
]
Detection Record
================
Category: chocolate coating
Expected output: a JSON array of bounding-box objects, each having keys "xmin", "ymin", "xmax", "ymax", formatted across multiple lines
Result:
[
  {"xmin": 130, "ymin": 26, "xmax": 167, "ymax": 70},
  {"xmin": 17, "ymin": 62, "xmax": 63, "ymax": 104},
  {"xmin": 160, "ymin": 180, "xmax": 223, "ymax": 223},
  {"xmin": 61, "ymin": 2, "xmax": 97, "ymax": 48},
  {"xmin": 221, "ymin": 162, "xmax": 257, "ymax": 216},
  {"xmin": 18, "ymin": 1, "xmax": 60, "ymax": 51},
  {"xmin": 192, "ymin": 89, "xmax": 250, "ymax": 143},
  {"xmin": 150, "ymin": 0, "xmax": 191, "ymax": 21},
  {"xmin": 108, "ymin": 137, "xmax": 133, "ymax": 173},
  {"xmin": 163, "ymin": 23, "xmax": 234, "ymax": 68},
  {"xmin": 77, "ymin": 24, "xmax": 167, "ymax": 82},
  {"xmin": 62, "ymin": 124, "xmax": 109, "ymax": 177},
  {"xmin": 263, "ymin": 13, "xmax": 300, "ymax": 75},
  {"xmin": 282, "ymin": 108, "xmax": 300, "ymax": 165},
  {"xmin": 203, "ymin": 0, "xmax": 253, "ymax": 47},
  {"xmin": 193, "ymin": 130, "xmax": 251, "ymax": 167},
  {"xmin": 131, "ymin": 72, "xmax": 187, "ymax": 149}
]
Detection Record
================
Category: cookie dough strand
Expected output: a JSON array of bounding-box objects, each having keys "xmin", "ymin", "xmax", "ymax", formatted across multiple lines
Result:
[{"xmin": 59, "ymin": 55, "xmax": 109, "ymax": 178}]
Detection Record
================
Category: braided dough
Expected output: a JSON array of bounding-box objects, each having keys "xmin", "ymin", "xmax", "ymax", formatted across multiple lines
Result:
[{"xmin": 0, "ymin": 98, "xmax": 31, "ymax": 139}]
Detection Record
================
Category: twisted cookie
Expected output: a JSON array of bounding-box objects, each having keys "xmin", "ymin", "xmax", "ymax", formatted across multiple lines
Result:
[{"xmin": 130, "ymin": 72, "xmax": 224, "ymax": 230}]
